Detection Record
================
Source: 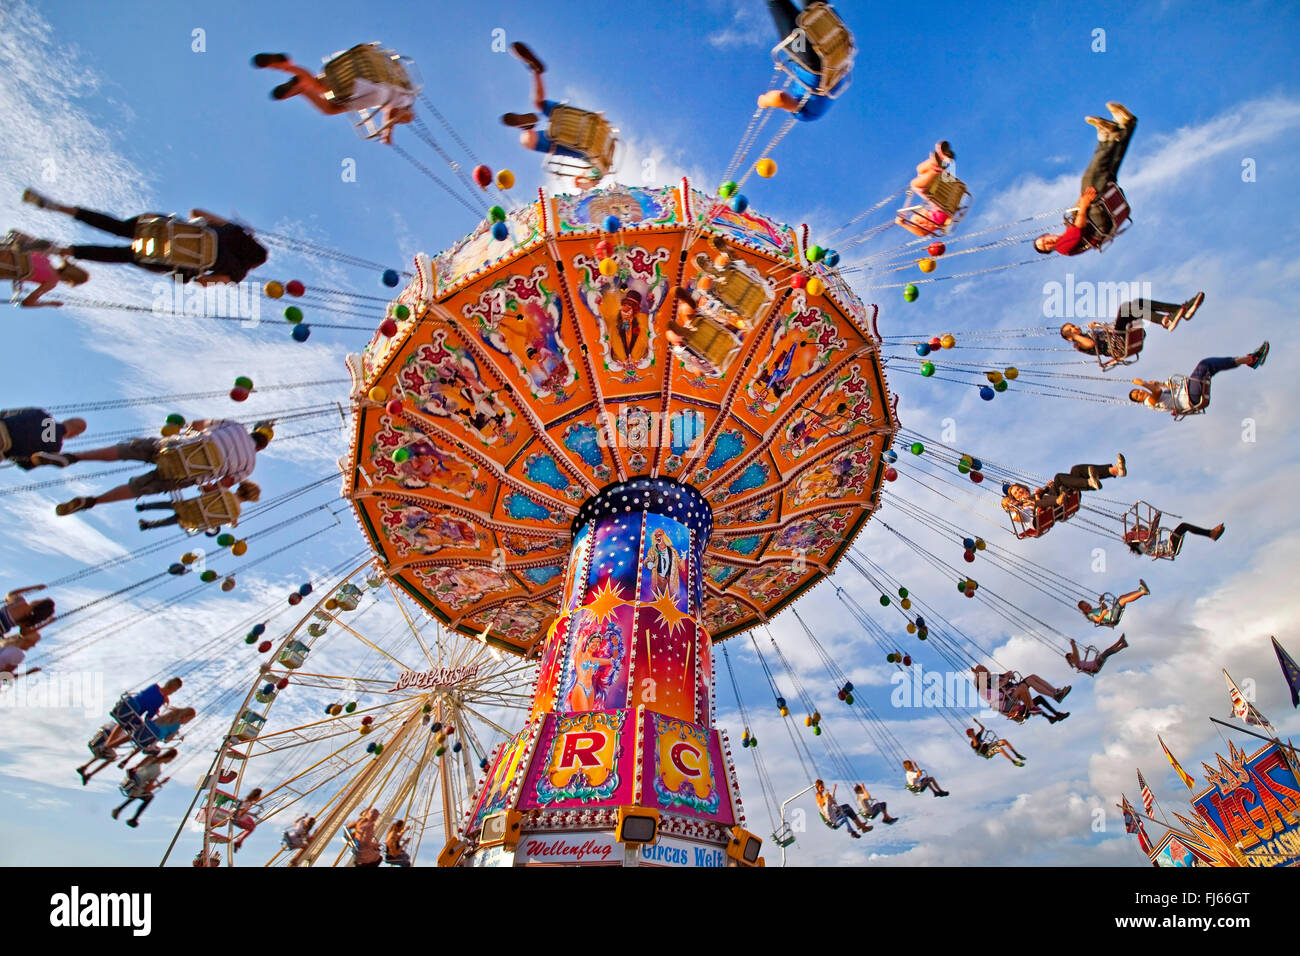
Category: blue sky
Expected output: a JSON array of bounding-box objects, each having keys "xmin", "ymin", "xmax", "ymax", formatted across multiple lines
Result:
[{"xmin": 1, "ymin": 0, "xmax": 1298, "ymax": 867}]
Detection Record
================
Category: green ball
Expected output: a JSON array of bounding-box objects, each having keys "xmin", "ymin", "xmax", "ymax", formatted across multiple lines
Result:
[
  {"xmin": 910, "ymin": 442, "xmax": 924, "ymax": 455},
  {"xmin": 234, "ymin": 376, "xmax": 253, "ymax": 390},
  {"xmin": 898, "ymin": 587, "xmax": 908, "ymax": 599},
  {"xmin": 245, "ymin": 634, "xmax": 256, "ymax": 644},
  {"xmin": 392, "ymin": 447, "xmax": 410, "ymax": 463},
  {"xmin": 284, "ymin": 305, "xmax": 303, "ymax": 323},
  {"xmin": 807, "ymin": 245, "xmax": 825, "ymax": 263},
  {"xmin": 921, "ymin": 361, "xmax": 935, "ymax": 377},
  {"xmin": 813, "ymin": 725, "xmax": 822, "ymax": 736},
  {"xmin": 217, "ymin": 533, "xmax": 235, "ymax": 547},
  {"xmin": 957, "ymin": 580, "xmax": 967, "ymax": 592},
  {"xmin": 719, "ymin": 181, "xmax": 738, "ymax": 198},
  {"xmin": 958, "ymin": 462, "xmax": 970, "ymax": 474},
  {"xmin": 994, "ymin": 380, "xmax": 1009, "ymax": 392},
  {"xmin": 845, "ymin": 694, "xmax": 854, "ymax": 705},
  {"xmin": 750, "ymin": 735, "xmax": 757, "ymax": 747},
  {"xmin": 489, "ymin": 205, "xmax": 507, "ymax": 222},
  {"xmin": 879, "ymin": 595, "xmax": 890, "ymax": 606},
  {"xmin": 904, "ymin": 284, "xmax": 919, "ymax": 302},
  {"xmin": 394, "ymin": 304, "xmax": 410, "ymax": 320},
  {"xmin": 200, "ymin": 570, "xmax": 218, "ymax": 583},
  {"xmin": 918, "ymin": 630, "xmax": 928, "ymax": 640},
  {"xmin": 165, "ymin": 413, "xmax": 185, "ymax": 426}
]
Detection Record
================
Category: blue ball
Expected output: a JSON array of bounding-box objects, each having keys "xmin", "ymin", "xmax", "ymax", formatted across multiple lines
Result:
[
  {"xmin": 979, "ymin": 386, "xmax": 995, "ymax": 401},
  {"xmin": 491, "ymin": 221, "xmax": 509, "ymax": 241},
  {"xmin": 381, "ymin": 269, "xmax": 399, "ymax": 287},
  {"xmin": 963, "ymin": 537, "xmax": 976, "ymax": 550},
  {"xmin": 1001, "ymin": 483, "xmax": 1011, "ymax": 496},
  {"xmin": 298, "ymin": 582, "xmax": 313, "ymax": 596},
  {"xmin": 291, "ymin": 324, "xmax": 310, "ymax": 342},
  {"xmin": 602, "ymin": 215, "xmax": 621, "ymax": 232},
  {"xmin": 971, "ymin": 458, "xmax": 983, "ymax": 471},
  {"xmin": 885, "ymin": 449, "xmax": 897, "ymax": 463},
  {"xmin": 730, "ymin": 195, "xmax": 749, "ymax": 214},
  {"xmin": 824, "ymin": 250, "xmax": 840, "ymax": 267},
  {"xmin": 252, "ymin": 623, "xmax": 266, "ymax": 636},
  {"xmin": 915, "ymin": 343, "xmax": 931, "ymax": 357}
]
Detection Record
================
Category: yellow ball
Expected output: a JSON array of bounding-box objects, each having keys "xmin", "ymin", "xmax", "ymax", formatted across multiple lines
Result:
[
  {"xmin": 985, "ymin": 371, "xmax": 1004, "ymax": 385},
  {"xmin": 901, "ymin": 598, "xmax": 912, "ymax": 610},
  {"xmin": 264, "ymin": 280, "xmax": 284, "ymax": 299},
  {"xmin": 161, "ymin": 423, "xmax": 181, "ymax": 437},
  {"xmin": 598, "ymin": 257, "xmax": 618, "ymax": 277},
  {"xmin": 906, "ymin": 622, "xmax": 916, "ymax": 634},
  {"xmin": 940, "ymin": 334, "xmax": 956, "ymax": 349},
  {"xmin": 495, "ymin": 169, "xmax": 515, "ymax": 190},
  {"xmin": 975, "ymin": 538, "xmax": 987, "ymax": 551},
  {"xmin": 181, "ymin": 552, "xmax": 197, "ymax": 565},
  {"xmin": 1004, "ymin": 366, "xmax": 1019, "ymax": 380},
  {"xmin": 232, "ymin": 540, "xmax": 248, "ymax": 557},
  {"xmin": 806, "ymin": 276, "xmax": 825, "ymax": 297},
  {"xmin": 755, "ymin": 158, "xmax": 777, "ymax": 178},
  {"xmin": 368, "ymin": 386, "xmax": 388, "ymax": 403},
  {"xmin": 325, "ymin": 598, "xmax": 338, "ymax": 611},
  {"xmin": 918, "ymin": 257, "xmax": 936, "ymax": 273}
]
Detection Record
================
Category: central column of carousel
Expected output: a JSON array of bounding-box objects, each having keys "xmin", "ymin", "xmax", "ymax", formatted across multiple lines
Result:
[{"xmin": 452, "ymin": 477, "xmax": 753, "ymax": 867}]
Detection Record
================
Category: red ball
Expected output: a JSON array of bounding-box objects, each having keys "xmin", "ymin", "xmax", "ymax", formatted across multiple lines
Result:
[
  {"xmin": 276, "ymin": 678, "xmax": 289, "ymax": 689},
  {"xmin": 594, "ymin": 239, "xmax": 613, "ymax": 259},
  {"xmin": 230, "ymin": 386, "xmax": 249, "ymax": 402},
  {"xmin": 288, "ymin": 592, "xmax": 302, "ymax": 605},
  {"xmin": 970, "ymin": 471, "xmax": 984, "ymax": 484},
  {"xmin": 790, "ymin": 274, "xmax": 808, "ymax": 290},
  {"xmin": 380, "ymin": 318, "xmax": 398, "ymax": 337},
  {"xmin": 963, "ymin": 550, "xmax": 975, "ymax": 563},
  {"xmin": 361, "ymin": 715, "xmax": 374, "ymax": 725},
  {"xmin": 928, "ymin": 242, "xmax": 946, "ymax": 257},
  {"xmin": 928, "ymin": 336, "xmax": 942, "ymax": 350},
  {"xmin": 473, "ymin": 165, "xmax": 492, "ymax": 188},
  {"xmin": 285, "ymin": 280, "xmax": 305, "ymax": 297},
  {"xmin": 257, "ymin": 640, "xmax": 272, "ymax": 652},
  {"xmin": 902, "ymin": 655, "xmax": 912, "ymax": 666},
  {"xmin": 965, "ymin": 588, "xmax": 976, "ymax": 598},
  {"xmin": 386, "ymin": 399, "xmax": 403, "ymax": 415},
  {"xmin": 884, "ymin": 467, "xmax": 898, "ymax": 481}
]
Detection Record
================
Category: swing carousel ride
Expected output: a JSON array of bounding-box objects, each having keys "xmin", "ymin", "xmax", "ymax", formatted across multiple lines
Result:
[{"xmin": 10, "ymin": 5, "xmax": 1287, "ymax": 870}]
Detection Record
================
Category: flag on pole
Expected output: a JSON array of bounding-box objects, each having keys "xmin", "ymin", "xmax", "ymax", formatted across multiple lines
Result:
[
  {"xmin": 1158, "ymin": 734, "xmax": 1196, "ymax": 790},
  {"xmin": 1122, "ymin": 794, "xmax": 1153, "ymax": 855},
  {"xmin": 1224, "ymin": 669, "xmax": 1278, "ymax": 736},
  {"xmin": 1137, "ymin": 768, "xmax": 1155, "ymax": 817},
  {"xmin": 1272, "ymin": 636, "xmax": 1300, "ymax": 709}
]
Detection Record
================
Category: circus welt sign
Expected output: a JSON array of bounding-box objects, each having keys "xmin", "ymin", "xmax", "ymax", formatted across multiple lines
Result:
[
  {"xmin": 392, "ymin": 665, "xmax": 481, "ymax": 692},
  {"xmin": 1192, "ymin": 742, "xmax": 1300, "ymax": 867}
]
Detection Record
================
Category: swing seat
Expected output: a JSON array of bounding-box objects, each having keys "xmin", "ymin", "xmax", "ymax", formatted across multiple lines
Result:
[
  {"xmin": 905, "ymin": 783, "xmax": 926, "ymax": 794},
  {"xmin": 896, "ymin": 176, "xmax": 971, "ymax": 236},
  {"xmin": 156, "ymin": 436, "xmax": 226, "ymax": 483},
  {"xmin": 1122, "ymin": 500, "xmax": 1182, "ymax": 559},
  {"xmin": 171, "ymin": 489, "xmax": 241, "ymax": 534},
  {"xmin": 130, "ymin": 216, "xmax": 217, "ymax": 273},
  {"xmin": 1067, "ymin": 182, "xmax": 1131, "ymax": 253},
  {"xmin": 1164, "ymin": 374, "xmax": 1209, "ymax": 421},
  {"xmin": 1096, "ymin": 321, "xmax": 1145, "ymax": 371},
  {"xmin": 544, "ymin": 106, "xmax": 618, "ymax": 179},
  {"xmin": 1011, "ymin": 491, "xmax": 1077, "ymax": 539},
  {"xmin": 710, "ymin": 266, "xmax": 769, "ymax": 325},
  {"xmin": 675, "ymin": 313, "xmax": 743, "ymax": 374},
  {"xmin": 0, "ymin": 246, "xmax": 32, "ymax": 285},
  {"xmin": 772, "ymin": 2, "xmax": 855, "ymax": 99},
  {"xmin": 323, "ymin": 43, "xmax": 417, "ymax": 101},
  {"xmin": 772, "ymin": 823, "xmax": 797, "ymax": 847},
  {"xmin": 110, "ymin": 693, "xmax": 148, "ymax": 732}
]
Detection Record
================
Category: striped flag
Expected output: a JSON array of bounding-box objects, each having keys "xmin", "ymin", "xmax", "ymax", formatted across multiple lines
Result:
[
  {"xmin": 1224, "ymin": 669, "xmax": 1277, "ymax": 736},
  {"xmin": 1272, "ymin": 636, "xmax": 1300, "ymax": 708},
  {"xmin": 1137, "ymin": 768, "xmax": 1155, "ymax": 817},
  {"xmin": 1122, "ymin": 794, "xmax": 1153, "ymax": 855},
  {"xmin": 1158, "ymin": 734, "xmax": 1196, "ymax": 790}
]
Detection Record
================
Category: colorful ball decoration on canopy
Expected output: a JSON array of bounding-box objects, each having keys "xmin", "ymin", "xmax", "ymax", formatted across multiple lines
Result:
[{"xmin": 343, "ymin": 182, "xmax": 897, "ymax": 660}]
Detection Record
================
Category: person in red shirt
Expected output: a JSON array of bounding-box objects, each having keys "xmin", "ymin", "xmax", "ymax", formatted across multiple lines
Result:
[{"xmin": 1034, "ymin": 103, "xmax": 1136, "ymax": 256}]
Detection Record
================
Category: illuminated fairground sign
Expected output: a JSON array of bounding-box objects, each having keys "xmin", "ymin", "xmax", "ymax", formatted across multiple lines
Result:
[
  {"xmin": 1191, "ymin": 741, "xmax": 1300, "ymax": 867},
  {"xmin": 393, "ymin": 665, "xmax": 482, "ymax": 692}
]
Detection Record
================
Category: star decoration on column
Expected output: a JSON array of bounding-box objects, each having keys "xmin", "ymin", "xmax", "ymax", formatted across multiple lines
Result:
[
  {"xmin": 585, "ymin": 579, "xmax": 630, "ymax": 625},
  {"xmin": 647, "ymin": 587, "xmax": 690, "ymax": 637}
]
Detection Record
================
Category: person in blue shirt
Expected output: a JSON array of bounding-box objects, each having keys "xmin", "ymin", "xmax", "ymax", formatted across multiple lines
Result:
[
  {"xmin": 758, "ymin": 1, "xmax": 850, "ymax": 121},
  {"xmin": 500, "ymin": 42, "xmax": 602, "ymax": 189}
]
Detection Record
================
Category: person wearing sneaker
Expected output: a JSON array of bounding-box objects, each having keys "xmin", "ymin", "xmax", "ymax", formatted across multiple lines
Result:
[
  {"xmin": 1060, "ymin": 291, "xmax": 1205, "ymax": 357},
  {"xmin": 20, "ymin": 189, "xmax": 267, "ymax": 285},
  {"xmin": 112, "ymin": 749, "xmax": 177, "ymax": 828},
  {"xmin": 251, "ymin": 51, "xmax": 415, "ymax": 145},
  {"xmin": 1078, "ymin": 579, "xmax": 1149, "ymax": 627},
  {"xmin": 1130, "ymin": 342, "xmax": 1269, "ymax": 416},
  {"xmin": 1034, "ymin": 102, "xmax": 1137, "ymax": 255},
  {"xmin": 966, "ymin": 720, "xmax": 1027, "ymax": 767},
  {"xmin": 902, "ymin": 761, "xmax": 950, "ymax": 797},
  {"xmin": 1066, "ymin": 634, "xmax": 1129, "ymax": 676},
  {"xmin": 0, "ymin": 408, "xmax": 86, "ymax": 470},
  {"xmin": 0, "ymin": 231, "xmax": 91, "ymax": 307},
  {"xmin": 814, "ymin": 779, "xmax": 869, "ymax": 836},
  {"xmin": 1050, "ymin": 453, "xmax": 1128, "ymax": 494},
  {"xmin": 1126, "ymin": 510, "xmax": 1225, "ymax": 558},
  {"xmin": 500, "ymin": 41, "xmax": 604, "ymax": 188},
  {"xmin": 853, "ymin": 783, "xmax": 900, "ymax": 824},
  {"xmin": 973, "ymin": 665, "xmax": 1071, "ymax": 725}
]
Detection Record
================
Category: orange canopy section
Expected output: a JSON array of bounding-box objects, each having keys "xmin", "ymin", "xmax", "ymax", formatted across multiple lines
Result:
[{"xmin": 343, "ymin": 182, "xmax": 897, "ymax": 657}]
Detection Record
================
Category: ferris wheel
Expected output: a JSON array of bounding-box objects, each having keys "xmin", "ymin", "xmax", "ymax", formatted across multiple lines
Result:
[{"xmin": 188, "ymin": 562, "xmax": 537, "ymax": 867}]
